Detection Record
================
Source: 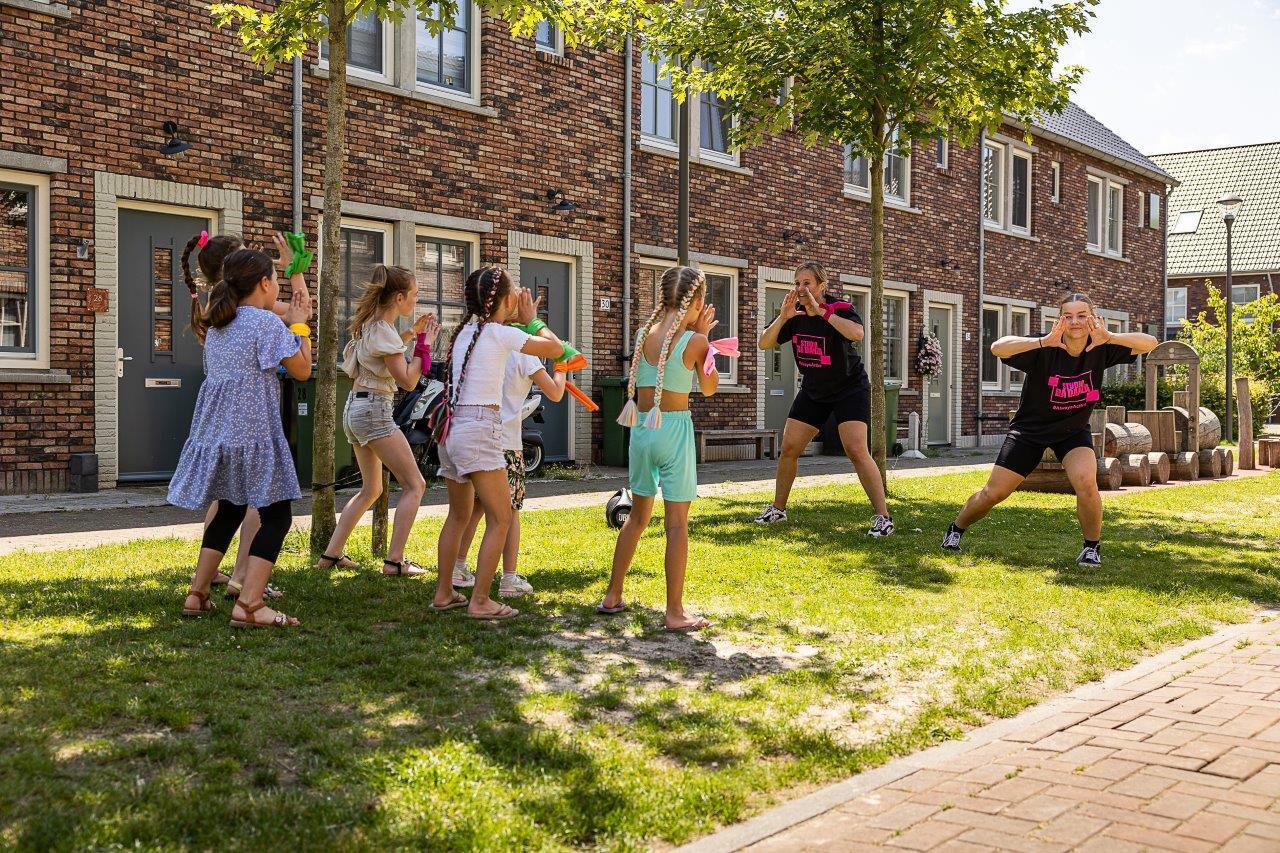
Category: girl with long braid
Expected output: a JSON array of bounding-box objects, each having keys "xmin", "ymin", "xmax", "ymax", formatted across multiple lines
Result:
[
  {"xmin": 432, "ymin": 267, "xmax": 566, "ymax": 620},
  {"xmin": 180, "ymin": 231, "xmax": 306, "ymax": 600},
  {"xmin": 598, "ymin": 266, "xmax": 719, "ymax": 632}
]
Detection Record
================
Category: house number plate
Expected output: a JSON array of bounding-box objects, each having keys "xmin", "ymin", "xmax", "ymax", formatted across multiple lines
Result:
[{"xmin": 145, "ymin": 378, "xmax": 182, "ymax": 388}]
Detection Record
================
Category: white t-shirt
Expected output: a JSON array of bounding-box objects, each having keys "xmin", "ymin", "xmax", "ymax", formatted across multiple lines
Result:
[
  {"xmin": 450, "ymin": 321, "xmax": 531, "ymax": 407},
  {"xmin": 501, "ymin": 352, "xmax": 546, "ymax": 451}
]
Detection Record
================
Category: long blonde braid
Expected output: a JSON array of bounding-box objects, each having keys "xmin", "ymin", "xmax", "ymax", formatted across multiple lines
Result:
[
  {"xmin": 644, "ymin": 288, "xmax": 697, "ymax": 430},
  {"xmin": 617, "ymin": 265, "xmax": 706, "ymax": 429},
  {"xmin": 618, "ymin": 306, "xmax": 665, "ymax": 427}
]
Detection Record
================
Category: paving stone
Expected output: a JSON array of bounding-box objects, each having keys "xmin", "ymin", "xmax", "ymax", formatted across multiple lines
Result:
[
  {"xmin": 1032, "ymin": 811, "xmax": 1111, "ymax": 845},
  {"xmin": 1201, "ymin": 751, "xmax": 1272, "ymax": 781},
  {"xmin": 883, "ymin": 819, "xmax": 968, "ymax": 850},
  {"xmin": 1106, "ymin": 771, "xmax": 1178, "ymax": 799},
  {"xmin": 932, "ymin": 808, "xmax": 1038, "ymax": 836},
  {"xmin": 1000, "ymin": 794, "xmax": 1075, "ymax": 823},
  {"xmin": 1170, "ymin": 738, "xmax": 1234, "ymax": 762},
  {"xmin": 887, "ymin": 769, "xmax": 958, "ymax": 793},
  {"xmin": 1118, "ymin": 714, "xmax": 1176, "ymax": 735},
  {"xmin": 954, "ymin": 827, "xmax": 1068, "ymax": 852},
  {"xmin": 975, "ymin": 777, "xmax": 1051, "ymax": 804},
  {"xmin": 1055, "ymin": 744, "xmax": 1116, "ymax": 767},
  {"xmin": 1219, "ymin": 835, "xmax": 1280, "ymax": 853},
  {"xmin": 868, "ymin": 802, "xmax": 941, "ymax": 831},
  {"xmin": 1102, "ymin": 822, "xmax": 1217, "ymax": 852},
  {"xmin": 1144, "ymin": 791, "xmax": 1211, "ymax": 820},
  {"xmin": 1082, "ymin": 757, "xmax": 1145, "ymax": 781},
  {"xmin": 1031, "ymin": 730, "xmax": 1093, "ymax": 752},
  {"xmin": 1076, "ymin": 801, "xmax": 1180, "ymax": 832},
  {"xmin": 1178, "ymin": 811, "xmax": 1249, "ymax": 844}
]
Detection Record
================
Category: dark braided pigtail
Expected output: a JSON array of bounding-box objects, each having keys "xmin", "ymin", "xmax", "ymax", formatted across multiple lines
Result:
[
  {"xmin": 181, "ymin": 235, "xmax": 204, "ymax": 342},
  {"xmin": 184, "ymin": 233, "xmax": 245, "ymax": 343},
  {"xmin": 431, "ymin": 266, "xmax": 511, "ymax": 444},
  {"xmin": 452, "ymin": 266, "xmax": 505, "ymax": 407}
]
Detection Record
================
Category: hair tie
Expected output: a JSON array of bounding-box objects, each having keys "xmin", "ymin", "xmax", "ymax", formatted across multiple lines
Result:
[
  {"xmin": 190, "ymin": 291, "xmax": 199, "ymax": 300},
  {"xmin": 197, "ymin": 230, "xmax": 210, "ymax": 248}
]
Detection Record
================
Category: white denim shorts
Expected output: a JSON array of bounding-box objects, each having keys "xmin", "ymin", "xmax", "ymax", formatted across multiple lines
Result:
[
  {"xmin": 437, "ymin": 406, "xmax": 505, "ymax": 482},
  {"xmin": 342, "ymin": 391, "xmax": 397, "ymax": 447}
]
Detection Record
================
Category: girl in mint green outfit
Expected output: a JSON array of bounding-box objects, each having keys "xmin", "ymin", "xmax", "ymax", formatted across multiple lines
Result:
[{"xmin": 600, "ymin": 266, "xmax": 719, "ymax": 632}]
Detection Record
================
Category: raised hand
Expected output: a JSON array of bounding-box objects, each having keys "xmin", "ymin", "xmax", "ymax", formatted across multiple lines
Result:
[
  {"xmin": 798, "ymin": 285, "xmax": 823, "ymax": 317},
  {"xmin": 780, "ymin": 288, "xmax": 799, "ymax": 318},
  {"xmin": 412, "ymin": 311, "xmax": 439, "ymax": 339},
  {"xmin": 283, "ymin": 287, "xmax": 312, "ymax": 326},
  {"xmin": 272, "ymin": 233, "xmax": 292, "ymax": 272},
  {"xmin": 1085, "ymin": 315, "xmax": 1111, "ymax": 351},
  {"xmin": 692, "ymin": 303, "xmax": 718, "ymax": 337},
  {"xmin": 516, "ymin": 287, "xmax": 537, "ymax": 325},
  {"xmin": 1041, "ymin": 315, "xmax": 1068, "ymax": 350}
]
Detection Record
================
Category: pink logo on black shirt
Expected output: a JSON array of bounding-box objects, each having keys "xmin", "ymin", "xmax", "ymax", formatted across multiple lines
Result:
[
  {"xmin": 1048, "ymin": 371, "xmax": 1100, "ymax": 411},
  {"xmin": 793, "ymin": 334, "xmax": 831, "ymax": 367}
]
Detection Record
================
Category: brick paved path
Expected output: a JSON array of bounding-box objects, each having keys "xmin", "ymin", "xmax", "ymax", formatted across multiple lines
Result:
[{"xmin": 685, "ymin": 613, "xmax": 1280, "ymax": 852}]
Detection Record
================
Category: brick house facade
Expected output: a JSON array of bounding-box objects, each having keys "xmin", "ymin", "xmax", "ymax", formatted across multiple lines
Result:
[{"xmin": 0, "ymin": 0, "xmax": 1174, "ymax": 494}]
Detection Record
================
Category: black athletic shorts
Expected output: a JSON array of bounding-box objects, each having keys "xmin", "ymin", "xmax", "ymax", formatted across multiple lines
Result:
[
  {"xmin": 995, "ymin": 429, "xmax": 1095, "ymax": 478},
  {"xmin": 788, "ymin": 386, "xmax": 870, "ymax": 430}
]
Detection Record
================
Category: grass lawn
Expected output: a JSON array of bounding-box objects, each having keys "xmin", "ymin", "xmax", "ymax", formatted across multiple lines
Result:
[{"xmin": 2, "ymin": 470, "xmax": 1279, "ymax": 850}]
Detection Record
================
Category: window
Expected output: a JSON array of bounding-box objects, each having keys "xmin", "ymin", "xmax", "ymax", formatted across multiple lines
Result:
[
  {"xmin": 982, "ymin": 302, "xmax": 1033, "ymax": 390},
  {"xmin": 1103, "ymin": 318, "xmax": 1127, "ymax": 383},
  {"xmin": 982, "ymin": 141, "xmax": 1004, "ymax": 225},
  {"xmin": 0, "ymin": 172, "xmax": 47, "ymax": 369},
  {"xmin": 534, "ymin": 20, "xmax": 562, "ymax": 55},
  {"xmin": 843, "ymin": 131, "xmax": 910, "ymax": 205},
  {"xmin": 698, "ymin": 62, "xmax": 733, "ymax": 160},
  {"xmin": 417, "ymin": 2, "xmax": 476, "ymax": 99},
  {"xmin": 335, "ymin": 221, "xmax": 390, "ymax": 349},
  {"xmin": 700, "ymin": 266, "xmax": 738, "ymax": 381},
  {"xmin": 1050, "ymin": 161, "xmax": 1061, "ymax": 203},
  {"xmin": 640, "ymin": 50, "xmax": 677, "ymax": 144},
  {"xmin": 1008, "ymin": 307, "xmax": 1030, "ymax": 386},
  {"xmin": 1165, "ymin": 286, "xmax": 1187, "ymax": 332},
  {"xmin": 321, "ymin": 11, "xmax": 392, "ymax": 82},
  {"xmin": 1086, "ymin": 177, "xmax": 1102, "ymax": 248},
  {"xmin": 1010, "ymin": 150, "xmax": 1031, "ymax": 233},
  {"xmin": 1231, "ymin": 283, "xmax": 1260, "ymax": 305},
  {"xmin": 1087, "ymin": 174, "xmax": 1125, "ymax": 256},
  {"xmin": 414, "ymin": 230, "xmax": 474, "ymax": 353},
  {"xmin": 934, "ymin": 137, "xmax": 948, "ymax": 169},
  {"xmin": 1170, "ymin": 209, "xmax": 1201, "ymax": 234},
  {"xmin": 1147, "ymin": 192, "xmax": 1161, "ymax": 229},
  {"xmin": 981, "ymin": 306, "xmax": 1001, "ymax": 386},
  {"xmin": 1106, "ymin": 184, "xmax": 1123, "ymax": 254},
  {"xmin": 845, "ymin": 289, "xmax": 908, "ymax": 383}
]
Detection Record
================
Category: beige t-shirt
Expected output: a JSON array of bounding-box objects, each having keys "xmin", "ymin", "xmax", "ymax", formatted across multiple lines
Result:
[{"xmin": 341, "ymin": 320, "xmax": 406, "ymax": 394}]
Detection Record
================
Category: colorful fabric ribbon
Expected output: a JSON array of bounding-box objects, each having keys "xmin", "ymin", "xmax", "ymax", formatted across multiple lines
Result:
[
  {"xmin": 283, "ymin": 232, "xmax": 313, "ymax": 277},
  {"xmin": 702, "ymin": 337, "xmax": 740, "ymax": 375}
]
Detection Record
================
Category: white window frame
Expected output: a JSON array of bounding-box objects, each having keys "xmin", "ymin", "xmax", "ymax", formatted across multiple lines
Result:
[
  {"xmin": 982, "ymin": 140, "xmax": 1005, "ymax": 227},
  {"xmin": 1231, "ymin": 283, "xmax": 1260, "ymax": 305},
  {"xmin": 1170, "ymin": 209, "xmax": 1201, "ymax": 235},
  {"xmin": 1050, "ymin": 161, "xmax": 1061, "ymax": 204},
  {"xmin": 843, "ymin": 135, "xmax": 912, "ymax": 207},
  {"xmin": 1101, "ymin": 314, "xmax": 1129, "ymax": 383},
  {"xmin": 1009, "ymin": 149, "xmax": 1032, "ymax": 235},
  {"xmin": 983, "ymin": 140, "xmax": 1033, "ymax": 235},
  {"xmin": 934, "ymin": 137, "xmax": 948, "ymax": 170},
  {"xmin": 640, "ymin": 48, "xmax": 679, "ymax": 150},
  {"xmin": 1106, "ymin": 183, "xmax": 1123, "ymax": 256},
  {"xmin": 1007, "ymin": 306, "xmax": 1031, "ymax": 388},
  {"xmin": 0, "ymin": 169, "xmax": 50, "ymax": 371},
  {"xmin": 1148, "ymin": 192, "xmax": 1161, "ymax": 230},
  {"xmin": 842, "ymin": 284, "xmax": 910, "ymax": 385},
  {"xmin": 1165, "ymin": 286, "xmax": 1188, "ymax": 331},
  {"xmin": 697, "ymin": 61, "xmax": 738, "ymax": 165},
  {"xmin": 980, "ymin": 301, "xmax": 1032, "ymax": 392},
  {"xmin": 534, "ymin": 19, "xmax": 564, "ymax": 56},
  {"xmin": 319, "ymin": 10, "xmax": 396, "ymax": 86},
  {"xmin": 1086, "ymin": 171, "xmax": 1126, "ymax": 257},
  {"xmin": 413, "ymin": 225, "xmax": 478, "ymax": 339},
  {"xmin": 316, "ymin": 217, "xmax": 395, "ymax": 351},
  {"xmin": 697, "ymin": 262, "xmax": 739, "ymax": 383},
  {"xmin": 415, "ymin": 1, "xmax": 482, "ymax": 106}
]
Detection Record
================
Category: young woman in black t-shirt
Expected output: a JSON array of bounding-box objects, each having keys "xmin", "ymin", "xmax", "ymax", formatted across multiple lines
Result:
[
  {"xmin": 756, "ymin": 262, "xmax": 893, "ymax": 536},
  {"xmin": 942, "ymin": 293, "xmax": 1157, "ymax": 566}
]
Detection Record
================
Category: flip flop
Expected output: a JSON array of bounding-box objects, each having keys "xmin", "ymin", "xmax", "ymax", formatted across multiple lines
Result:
[
  {"xmin": 211, "ymin": 572, "xmax": 231, "ymax": 587},
  {"xmin": 429, "ymin": 592, "xmax": 469, "ymax": 612},
  {"xmin": 596, "ymin": 601, "xmax": 628, "ymax": 615},
  {"xmin": 467, "ymin": 604, "xmax": 519, "ymax": 621},
  {"xmin": 665, "ymin": 617, "xmax": 712, "ymax": 633}
]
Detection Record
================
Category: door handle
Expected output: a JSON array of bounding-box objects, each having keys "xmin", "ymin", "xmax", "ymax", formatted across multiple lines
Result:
[{"xmin": 117, "ymin": 347, "xmax": 133, "ymax": 378}]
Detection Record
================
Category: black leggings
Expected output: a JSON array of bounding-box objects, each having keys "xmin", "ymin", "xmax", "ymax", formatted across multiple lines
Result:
[{"xmin": 200, "ymin": 499, "xmax": 293, "ymax": 564}]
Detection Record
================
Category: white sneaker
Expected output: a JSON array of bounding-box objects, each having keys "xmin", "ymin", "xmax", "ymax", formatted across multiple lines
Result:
[
  {"xmin": 754, "ymin": 505, "xmax": 787, "ymax": 524},
  {"xmin": 452, "ymin": 563, "xmax": 476, "ymax": 588},
  {"xmin": 499, "ymin": 573, "xmax": 534, "ymax": 597},
  {"xmin": 867, "ymin": 515, "xmax": 895, "ymax": 537}
]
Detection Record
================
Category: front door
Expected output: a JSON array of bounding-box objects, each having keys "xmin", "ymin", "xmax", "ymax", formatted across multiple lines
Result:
[
  {"xmin": 521, "ymin": 257, "xmax": 572, "ymax": 462},
  {"xmin": 764, "ymin": 285, "xmax": 799, "ymax": 431},
  {"xmin": 118, "ymin": 209, "xmax": 209, "ymax": 480},
  {"xmin": 926, "ymin": 304, "xmax": 952, "ymax": 445}
]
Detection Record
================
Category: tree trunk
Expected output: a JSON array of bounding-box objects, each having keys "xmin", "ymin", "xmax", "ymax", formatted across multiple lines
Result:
[
  {"xmin": 371, "ymin": 469, "xmax": 390, "ymax": 554},
  {"xmin": 310, "ymin": 3, "xmax": 347, "ymax": 558},
  {"xmin": 867, "ymin": 111, "xmax": 887, "ymax": 486}
]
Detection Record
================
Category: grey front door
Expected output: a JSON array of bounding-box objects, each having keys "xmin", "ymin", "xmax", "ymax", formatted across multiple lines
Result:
[
  {"xmin": 765, "ymin": 286, "xmax": 798, "ymax": 431},
  {"xmin": 118, "ymin": 209, "xmax": 209, "ymax": 480},
  {"xmin": 521, "ymin": 257, "xmax": 572, "ymax": 461},
  {"xmin": 927, "ymin": 304, "xmax": 952, "ymax": 445}
]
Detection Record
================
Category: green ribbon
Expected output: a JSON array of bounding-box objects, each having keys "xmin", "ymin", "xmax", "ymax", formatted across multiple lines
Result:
[{"xmin": 283, "ymin": 232, "xmax": 313, "ymax": 277}]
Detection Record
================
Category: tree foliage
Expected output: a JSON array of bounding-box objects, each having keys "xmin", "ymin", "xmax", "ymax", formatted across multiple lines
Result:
[{"xmin": 1177, "ymin": 282, "xmax": 1280, "ymax": 392}]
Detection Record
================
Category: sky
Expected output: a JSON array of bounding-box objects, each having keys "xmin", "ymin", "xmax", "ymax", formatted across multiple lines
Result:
[{"xmin": 1015, "ymin": 0, "xmax": 1280, "ymax": 155}]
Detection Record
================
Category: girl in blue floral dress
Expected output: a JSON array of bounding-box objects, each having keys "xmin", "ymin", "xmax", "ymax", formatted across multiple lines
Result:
[{"xmin": 169, "ymin": 249, "xmax": 313, "ymax": 629}]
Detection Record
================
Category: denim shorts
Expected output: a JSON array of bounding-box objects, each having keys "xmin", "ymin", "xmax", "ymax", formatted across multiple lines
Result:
[
  {"xmin": 437, "ymin": 406, "xmax": 505, "ymax": 482},
  {"xmin": 628, "ymin": 409, "xmax": 698, "ymax": 503},
  {"xmin": 342, "ymin": 391, "xmax": 397, "ymax": 447}
]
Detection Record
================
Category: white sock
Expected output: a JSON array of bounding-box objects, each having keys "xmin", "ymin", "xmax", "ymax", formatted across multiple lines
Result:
[{"xmin": 454, "ymin": 558, "xmax": 468, "ymax": 570}]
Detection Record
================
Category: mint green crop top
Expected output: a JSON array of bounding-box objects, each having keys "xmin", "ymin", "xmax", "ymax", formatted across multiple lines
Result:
[{"xmin": 635, "ymin": 329, "xmax": 696, "ymax": 393}]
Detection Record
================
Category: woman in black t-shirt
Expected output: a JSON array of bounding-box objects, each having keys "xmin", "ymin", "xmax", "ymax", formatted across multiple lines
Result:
[
  {"xmin": 942, "ymin": 292, "xmax": 1157, "ymax": 567},
  {"xmin": 756, "ymin": 262, "xmax": 893, "ymax": 536}
]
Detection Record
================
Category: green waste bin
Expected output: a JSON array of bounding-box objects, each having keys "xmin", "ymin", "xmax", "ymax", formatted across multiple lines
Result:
[
  {"xmin": 287, "ymin": 373, "xmax": 356, "ymax": 490},
  {"xmin": 821, "ymin": 381, "xmax": 901, "ymax": 456},
  {"xmin": 600, "ymin": 376, "xmax": 630, "ymax": 467}
]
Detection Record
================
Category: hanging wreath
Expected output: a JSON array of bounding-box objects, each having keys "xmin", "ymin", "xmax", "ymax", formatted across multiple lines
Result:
[{"xmin": 914, "ymin": 332, "xmax": 943, "ymax": 378}]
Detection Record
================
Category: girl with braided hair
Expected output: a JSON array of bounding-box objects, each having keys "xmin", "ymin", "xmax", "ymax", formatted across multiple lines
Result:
[
  {"xmin": 433, "ymin": 266, "xmax": 566, "ymax": 620},
  {"xmin": 598, "ymin": 266, "xmax": 719, "ymax": 632},
  {"xmin": 180, "ymin": 231, "xmax": 309, "ymax": 600}
]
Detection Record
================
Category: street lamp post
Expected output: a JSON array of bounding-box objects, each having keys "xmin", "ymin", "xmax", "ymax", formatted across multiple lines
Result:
[{"xmin": 1218, "ymin": 193, "xmax": 1243, "ymax": 444}]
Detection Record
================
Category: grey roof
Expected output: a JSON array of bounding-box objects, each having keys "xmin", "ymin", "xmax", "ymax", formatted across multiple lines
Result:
[
  {"xmin": 1014, "ymin": 101, "xmax": 1178, "ymax": 184},
  {"xmin": 1151, "ymin": 142, "xmax": 1280, "ymax": 277}
]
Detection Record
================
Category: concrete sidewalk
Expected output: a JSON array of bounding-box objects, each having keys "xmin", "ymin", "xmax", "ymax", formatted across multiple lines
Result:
[
  {"xmin": 0, "ymin": 451, "xmax": 994, "ymax": 555},
  {"xmin": 682, "ymin": 611, "xmax": 1280, "ymax": 853}
]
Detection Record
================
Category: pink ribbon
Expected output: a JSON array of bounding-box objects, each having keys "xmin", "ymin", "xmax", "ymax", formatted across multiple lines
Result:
[
  {"xmin": 197, "ymin": 230, "xmax": 210, "ymax": 248},
  {"xmin": 703, "ymin": 337, "xmax": 740, "ymax": 375}
]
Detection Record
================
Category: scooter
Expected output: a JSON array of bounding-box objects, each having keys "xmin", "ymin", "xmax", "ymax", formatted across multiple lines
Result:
[{"xmin": 520, "ymin": 395, "xmax": 546, "ymax": 478}]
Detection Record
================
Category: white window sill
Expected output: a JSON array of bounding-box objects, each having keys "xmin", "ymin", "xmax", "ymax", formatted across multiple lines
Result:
[
  {"xmin": 710, "ymin": 383, "xmax": 750, "ymax": 394},
  {"xmin": 982, "ymin": 388, "xmax": 1022, "ymax": 397},
  {"xmin": 1085, "ymin": 248, "xmax": 1130, "ymax": 263},
  {"xmin": 637, "ymin": 140, "xmax": 753, "ymax": 176},
  {"xmin": 898, "ymin": 388, "xmax": 919, "ymax": 397},
  {"xmin": 0, "ymin": 368, "xmax": 69, "ymax": 384},
  {"xmin": 984, "ymin": 224, "xmax": 1039, "ymax": 242},
  {"xmin": 0, "ymin": 0, "xmax": 70, "ymax": 17},
  {"xmin": 312, "ymin": 66, "xmax": 496, "ymax": 118},
  {"xmin": 841, "ymin": 189, "xmax": 920, "ymax": 214}
]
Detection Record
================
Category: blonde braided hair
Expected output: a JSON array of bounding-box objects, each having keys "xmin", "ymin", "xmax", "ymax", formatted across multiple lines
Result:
[{"xmin": 617, "ymin": 265, "xmax": 706, "ymax": 429}]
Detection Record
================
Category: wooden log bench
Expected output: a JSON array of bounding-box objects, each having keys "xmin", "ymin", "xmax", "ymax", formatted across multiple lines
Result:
[{"xmin": 694, "ymin": 428, "xmax": 780, "ymax": 463}]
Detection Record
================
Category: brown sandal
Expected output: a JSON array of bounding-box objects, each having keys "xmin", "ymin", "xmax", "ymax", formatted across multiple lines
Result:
[
  {"xmin": 316, "ymin": 552, "xmax": 357, "ymax": 569},
  {"xmin": 181, "ymin": 589, "xmax": 214, "ymax": 618},
  {"xmin": 229, "ymin": 601, "xmax": 299, "ymax": 629}
]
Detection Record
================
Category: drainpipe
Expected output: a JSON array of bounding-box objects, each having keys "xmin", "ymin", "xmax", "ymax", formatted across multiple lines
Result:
[
  {"xmin": 622, "ymin": 32, "xmax": 634, "ymax": 360},
  {"xmin": 292, "ymin": 56, "xmax": 303, "ymax": 232},
  {"xmin": 1161, "ymin": 184, "xmax": 1170, "ymax": 340},
  {"xmin": 976, "ymin": 129, "xmax": 986, "ymax": 447}
]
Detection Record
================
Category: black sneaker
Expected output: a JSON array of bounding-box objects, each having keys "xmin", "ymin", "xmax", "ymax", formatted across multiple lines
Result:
[
  {"xmin": 1076, "ymin": 544, "xmax": 1102, "ymax": 567},
  {"xmin": 867, "ymin": 515, "xmax": 894, "ymax": 537},
  {"xmin": 941, "ymin": 527, "xmax": 963, "ymax": 551},
  {"xmin": 754, "ymin": 505, "xmax": 787, "ymax": 525}
]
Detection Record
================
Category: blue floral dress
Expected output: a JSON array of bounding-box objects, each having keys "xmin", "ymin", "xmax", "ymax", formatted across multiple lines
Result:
[{"xmin": 167, "ymin": 306, "xmax": 303, "ymax": 510}]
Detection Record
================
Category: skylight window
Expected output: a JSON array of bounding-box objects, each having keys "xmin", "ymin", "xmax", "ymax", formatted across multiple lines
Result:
[{"xmin": 1170, "ymin": 209, "xmax": 1202, "ymax": 234}]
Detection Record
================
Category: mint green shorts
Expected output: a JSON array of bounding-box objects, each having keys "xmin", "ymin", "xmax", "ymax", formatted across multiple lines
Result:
[{"xmin": 628, "ymin": 409, "xmax": 697, "ymax": 503}]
